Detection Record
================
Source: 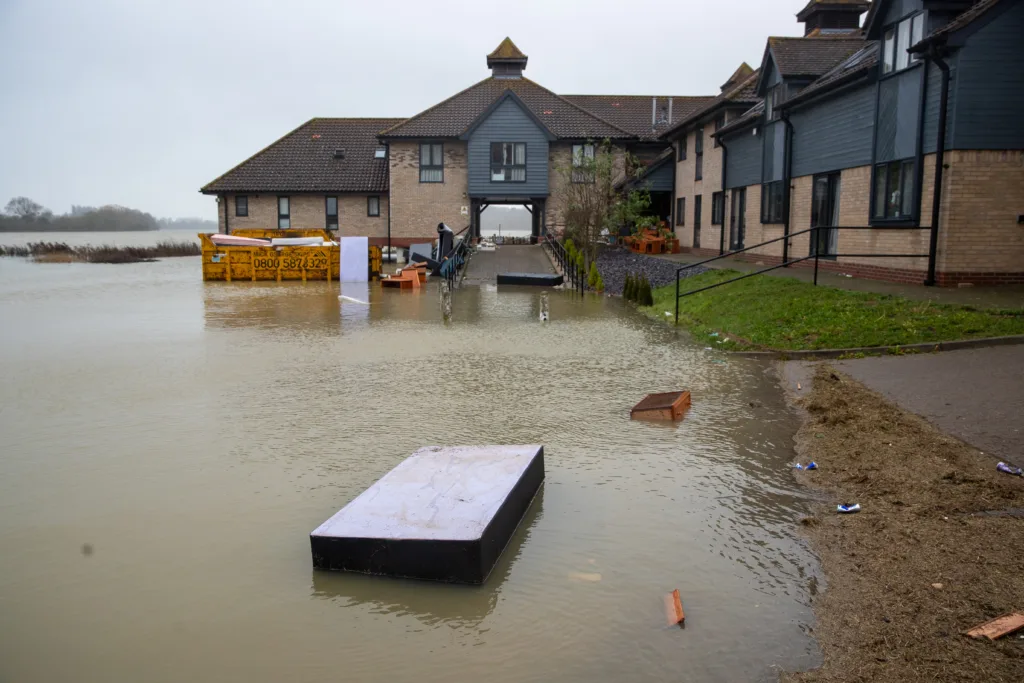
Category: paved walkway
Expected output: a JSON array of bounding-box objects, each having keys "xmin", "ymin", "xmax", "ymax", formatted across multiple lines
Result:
[
  {"xmin": 657, "ymin": 252, "xmax": 1024, "ymax": 309},
  {"xmin": 783, "ymin": 346, "xmax": 1024, "ymax": 462},
  {"xmin": 462, "ymin": 245, "xmax": 554, "ymax": 285}
]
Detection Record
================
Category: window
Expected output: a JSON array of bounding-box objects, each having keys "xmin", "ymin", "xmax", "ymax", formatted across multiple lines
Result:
[
  {"xmin": 882, "ymin": 13, "xmax": 925, "ymax": 75},
  {"xmin": 235, "ymin": 196, "xmax": 248, "ymax": 217},
  {"xmin": 367, "ymin": 196, "xmax": 380, "ymax": 217},
  {"xmin": 490, "ymin": 142, "xmax": 526, "ymax": 182},
  {"xmin": 675, "ymin": 197, "xmax": 685, "ymax": 226},
  {"xmin": 761, "ymin": 181, "xmax": 785, "ymax": 223},
  {"xmin": 419, "ymin": 143, "xmax": 443, "ymax": 183},
  {"xmin": 694, "ymin": 126, "xmax": 704, "ymax": 181},
  {"xmin": 766, "ymin": 85, "xmax": 783, "ymax": 122},
  {"xmin": 872, "ymin": 159, "xmax": 915, "ymax": 220},
  {"xmin": 325, "ymin": 196, "xmax": 338, "ymax": 229},
  {"xmin": 374, "ymin": 147, "xmax": 386, "ymax": 159},
  {"xmin": 711, "ymin": 191, "xmax": 725, "ymax": 225},
  {"xmin": 277, "ymin": 196, "xmax": 290, "ymax": 229},
  {"xmin": 572, "ymin": 143, "xmax": 595, "ymax": 183},
  {"xmin": 713, "ymin": 114, "xmax": 725, "ymax": 148},
  {"xmin": 676, "ymin": 136, "xmax": 687, "ymax": 162}
]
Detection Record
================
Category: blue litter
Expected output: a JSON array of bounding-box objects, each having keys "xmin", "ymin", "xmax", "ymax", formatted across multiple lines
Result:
[
  {"xmin": 997, "ymin": 462, "xmax": 1023, "ymax": 476},
  {"xmin": 837, "ymin": 504, "xmax": 861, "ymax": 514},
  {"xmin": 806, "ymin": 462, "xmax": 818, "ymax": 470}
]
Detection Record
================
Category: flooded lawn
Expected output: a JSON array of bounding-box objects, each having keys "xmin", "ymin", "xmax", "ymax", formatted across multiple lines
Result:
[{"xmin": 0, "ymin": 255, "xmax": 821, "ymax": 682}]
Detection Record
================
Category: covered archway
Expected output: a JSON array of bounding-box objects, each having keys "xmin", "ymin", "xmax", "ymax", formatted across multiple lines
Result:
[{"xmin": 470, "ymin": 197, "xmax": 547, "ymax": 243}]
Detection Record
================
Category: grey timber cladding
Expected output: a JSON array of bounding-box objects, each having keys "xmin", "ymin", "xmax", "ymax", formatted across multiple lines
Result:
[
  {"xmin": 875, "ymin": 69, "xmax": 922, "ymax": 162},
  {"xmin": 949, "ymin": 0, "xmax": 1024, "ymax": 150},
  {"xmin": 467, "ymin": 98, "xmax": 550, "ymax": 196},
  {"xmin": 724, "ymin": 128, "xmax": 762, "ymax": 189},
  {"xmin": 642, "ymin": 161, "xmax": 674, "ymax": 192},
  {"xmin": 790, "ymin": 81, "xmax": 876, "ymax": 177}
]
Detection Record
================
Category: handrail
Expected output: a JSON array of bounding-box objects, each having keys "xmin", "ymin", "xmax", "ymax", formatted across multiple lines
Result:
[
  {"xmin": 439, "ymin": 224, "xmax": 472, "ymax": 287},
  {"xmin": 543, "ymin": 236, "xmax": 585, "ymax": 294},
  {"xmin": 673, "ymin": 224, "xmax": 932, "ymax": 323}
]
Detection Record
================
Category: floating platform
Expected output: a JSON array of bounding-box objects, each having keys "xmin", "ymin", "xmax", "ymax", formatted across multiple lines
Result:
[
  {"xmin": 496, "ymin": 272, "xmax": 564, "ymax": 287},
  {"xmin": 631, "ymin": 391, "xmax": 691, "ymax": 421},
  {"xmin": 311, "ymin": 445, "xmax": 545, "ymax": 584}
]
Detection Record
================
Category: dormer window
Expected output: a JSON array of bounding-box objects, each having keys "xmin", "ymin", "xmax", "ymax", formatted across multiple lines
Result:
[
  {"xmin": 882, "ymin": 13, "xmax": 925, "ymax": 74},
  {"xmin": 374, "ymin": 148, "xmax": 386, "ymax": 159}
]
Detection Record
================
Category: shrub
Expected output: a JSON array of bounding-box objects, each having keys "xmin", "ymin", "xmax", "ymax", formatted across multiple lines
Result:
[
  {"xmin": 640, "ymin": 275, "xmax": 654, "ymax": 306},
  {"xmin": 595, "ymin": 273, "xmax": 604, "ymax": 292},
  {"xmin": 588, "ymin": 261, "xmax": 600, "ymax": 288},
  {"xmin": 576, "ymin": 251, "xmax": 584, "ymax": 271},
  {"xmin": 624, "ymin": 273, "xmax": 634, "ymax": 300}
]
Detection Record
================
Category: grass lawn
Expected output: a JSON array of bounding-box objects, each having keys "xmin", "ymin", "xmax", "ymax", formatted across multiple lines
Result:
[{"xmin": 642, "ymin": 269, "xmax": 1024, "ymax": 351}]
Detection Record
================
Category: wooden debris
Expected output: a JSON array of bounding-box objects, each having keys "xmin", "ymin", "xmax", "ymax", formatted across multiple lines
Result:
[
  {"xmin": 663, "ymin": 589, "xmax": 685, "ymax": 627},
  {"xmin": 965, "ymin": 613, "xmax": 1024, "ymax": 640},
  {"xmin": 631, "ymin": 391, "xmax": 691, "ymax": 421}
]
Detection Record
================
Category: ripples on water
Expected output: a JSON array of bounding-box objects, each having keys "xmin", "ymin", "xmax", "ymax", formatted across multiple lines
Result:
[{"xmin": 0, "ymin": 256, "xmax": 820, "ymax": 682}]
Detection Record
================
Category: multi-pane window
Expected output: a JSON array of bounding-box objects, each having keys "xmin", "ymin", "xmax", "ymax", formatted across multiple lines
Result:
[
  {"xmin": 367, "ymin": 196, "xmax": 380, "ymax": 217},
  {"xmin": 677, "ymin": 136, "xmax": 687, "ymax": 162},
  {"xmin": 695, "ymin": 126, "xmax": 704, "ymax": 181},
  {"xmin": 883, "ymin": 13, "xmax": 925, "ymax": 74},
  {"xmin": 872, "ymin": 159, "xmax": 915, "ymax": 220},
  {"xmin": 675, "ymin": 197, "xmax": 685, "ymax": 226},
  {"xmin": 713, "ymin": 114, "xmax": 725, "ymax": 148},
  {"xmin": 235, "ymin": 195, "xmax": 248, "ymax": 217},
  {"xmin": 490, "ymin": 142, "xmax": 526, "ymax": 182},
  {"xmin": 711, "ymin": 191, "xmax": 725, "ymax": 225},
  {"xmin": 419, "ymin": 143, "xmax": 444, "ymax": 183},
  {"xmin": 325, "ymin": 196, "xmax": 338, "ymax": 229},
  {"xmin": 571, "ymin": 143, "xmax": 595, "ymax": 183},
  {"xmin": 277, "ymin": 196, "xmax": 290, "ymax": 229},
  {"xmin": 761, "ymin": 181, "xmax": 785, "ymax": 223}
]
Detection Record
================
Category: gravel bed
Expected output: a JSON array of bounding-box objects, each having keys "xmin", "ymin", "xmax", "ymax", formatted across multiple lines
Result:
[{"xmin": 596, "ymin": 248, "xmax": 709, "ymax": 296}]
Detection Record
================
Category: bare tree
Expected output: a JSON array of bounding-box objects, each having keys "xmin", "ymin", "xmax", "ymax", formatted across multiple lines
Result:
[{"xmin": 4, "ymin": 197, "xmax": 51, "ymax": 221}]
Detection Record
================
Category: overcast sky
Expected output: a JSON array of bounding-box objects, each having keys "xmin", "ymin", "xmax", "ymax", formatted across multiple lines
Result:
[{"xmin": 0, "ymin": 0, "xmax": 813, "ymax": 219}]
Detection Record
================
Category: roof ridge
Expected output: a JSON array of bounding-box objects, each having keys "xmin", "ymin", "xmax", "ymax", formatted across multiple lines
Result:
[
  {"xmin": 722, "ymin": 69, "xmax": 761, "ymax": 101},
  {"xmin": 379, "ymin": 77, "xmax": 496, "ymax": 136},
  {"xmin": 311, "ymin": 117, "xmax": 407, "ymax": 122},
  {"xmin": 519, "ymin": 77, "xmax": 635, "ymax": 137},
  {"xmin": 201, "ymin": 118, "xmax": 316, "ymax": 193},
  {"xmin": 561, "ymin": 94, "xmax": 714, "ymax": 99}
]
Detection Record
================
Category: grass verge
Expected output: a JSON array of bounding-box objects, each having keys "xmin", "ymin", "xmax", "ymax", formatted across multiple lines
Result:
[{"xmin": 639, "ymin": 269, "xmax": 1024, "ymax": 351}]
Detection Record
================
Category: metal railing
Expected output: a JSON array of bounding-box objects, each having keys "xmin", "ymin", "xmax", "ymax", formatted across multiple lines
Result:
[
  {"xmin": 438, "ymin": 225, "xmax": 472, "ymax": 288},
  {"xmin": 674, "ymin": 225, "xmax": 931, "ymax": 324},
  {"xmin": 543, "ymin": 236, "xmax": 585, "ymax": 294}
]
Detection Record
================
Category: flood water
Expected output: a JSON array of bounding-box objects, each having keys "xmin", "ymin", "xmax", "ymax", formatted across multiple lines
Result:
[{"xmin": 0, "ymin": 251, "xmax": 822, "ymax": 682}]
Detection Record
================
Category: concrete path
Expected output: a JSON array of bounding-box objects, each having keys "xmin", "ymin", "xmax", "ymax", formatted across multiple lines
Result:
[
  {"xmin": 462, "ymin": 245, "xmax": 554, "ymax": 285},
  {"xmin": 657, "ymin": 251, "xmax": 1024, "ymax": 309},
  {"xmin": 783, "ymin": 346, "xmax": 1024, "ymax": 462}
]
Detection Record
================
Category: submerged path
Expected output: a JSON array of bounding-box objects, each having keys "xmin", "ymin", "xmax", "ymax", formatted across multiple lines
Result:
[{"xmin": 462, "ymin": 244, "xmax": 555, "ymax": 285}]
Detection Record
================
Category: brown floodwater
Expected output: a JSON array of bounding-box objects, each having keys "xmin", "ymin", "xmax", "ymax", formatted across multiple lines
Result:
[{"xmin": 0, "ymin": 254, "xmax": 822, "ymax": 682}]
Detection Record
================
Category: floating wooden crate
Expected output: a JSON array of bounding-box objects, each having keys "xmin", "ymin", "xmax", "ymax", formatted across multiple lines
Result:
[{"xmin": 630, "ymin": 391, "xmax": 691, "ymax": 421}]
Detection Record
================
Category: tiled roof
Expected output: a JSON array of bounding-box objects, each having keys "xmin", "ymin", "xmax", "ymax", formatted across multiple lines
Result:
[
  {"xmin": 379, "ymin": 77, "xmax": 634, "ymax": 140},
  {"xmin": 782, "ymin": 41, "xmax": 879, "ymax": 107},
  {"xmin": 768, "ymin": 36, "xmax": 866, "ymax": 77},
  {"xmin": 658, "ymin": 69, "xmax": 761, "ymax": 140},
  {"xmin": 796, "ymin": 0, "xmax": 871, "ymax": 21},
  {"xmin": 561, "ymin": 95, "xmax": 716, "ymax": 140},
  {"xmin": 909, "ymin": 0, "xmax": 1008, "ymax": 51},
  {"xmin": 488, "ymin": 37, "xmax": 527, "ymax": 61},
  {"xmin": 200, "ymin": 118, "xmax": 404, "ymax": 194},
  {"xmin": 615, "ymin": 146, "xmax": 674, "ymax": 190}
]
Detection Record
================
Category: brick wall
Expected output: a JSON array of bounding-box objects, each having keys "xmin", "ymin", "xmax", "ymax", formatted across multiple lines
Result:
[
  {"xmin": 673, "ymin": 126, "xmax": 725, "ymax": 250},
  {"xmin": 389, "ymin": 141, "xmax": 469, "ymax": 241},
  {"xmin": 218, "ymin": 193, "xmax": 388, "ymax": 239},
  {"xmin": 938, "ymin": 150, "xmax": 1024, "ymax": 276}
]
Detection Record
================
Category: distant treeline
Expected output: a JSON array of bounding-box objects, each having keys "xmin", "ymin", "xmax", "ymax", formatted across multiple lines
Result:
[{"xmin": 0, "ymin": 196, "xmax": 216, "ymax": 233}]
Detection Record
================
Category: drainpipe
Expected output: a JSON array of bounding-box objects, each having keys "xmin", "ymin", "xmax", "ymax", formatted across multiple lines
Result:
[
  {"xmin": 925, "ymin": 48, "xmax": 951, "ymax": 287},
  {"xmin": 222, "ymin": 194, "xmax": 229, "ymax": 234},
  {"xmin": 781, "ymin": 113, "xmax": 795, "ymax": 266},
  {"xmin": 385, "ymin": 141, "xmax": 392, "ymax": 257},
  {"xmin": 719, "ymin": 136, "xmax": 728, "ymax": 255}
]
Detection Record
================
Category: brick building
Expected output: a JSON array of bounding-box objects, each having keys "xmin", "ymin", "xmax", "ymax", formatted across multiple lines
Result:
[
  {"xmin": 201, "ymin": 38, "xmax": 709, "ymax": 248},
  {"xmin": 203, "ymin": 2, "xmax": 1024, "ymax": 284},
  {"xmin": 683, "ymin": 0, "xmax": 1024, "ymax": 285}
]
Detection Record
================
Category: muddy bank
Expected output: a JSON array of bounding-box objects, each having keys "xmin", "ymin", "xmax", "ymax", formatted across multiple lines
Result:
[
  {"xmin": 0, "ymin": 240, "xmax": 199, "ymax": 263},
  {"xmin": 782, "ymin": 366, "xmax": 1024, "ymax": 683}
]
